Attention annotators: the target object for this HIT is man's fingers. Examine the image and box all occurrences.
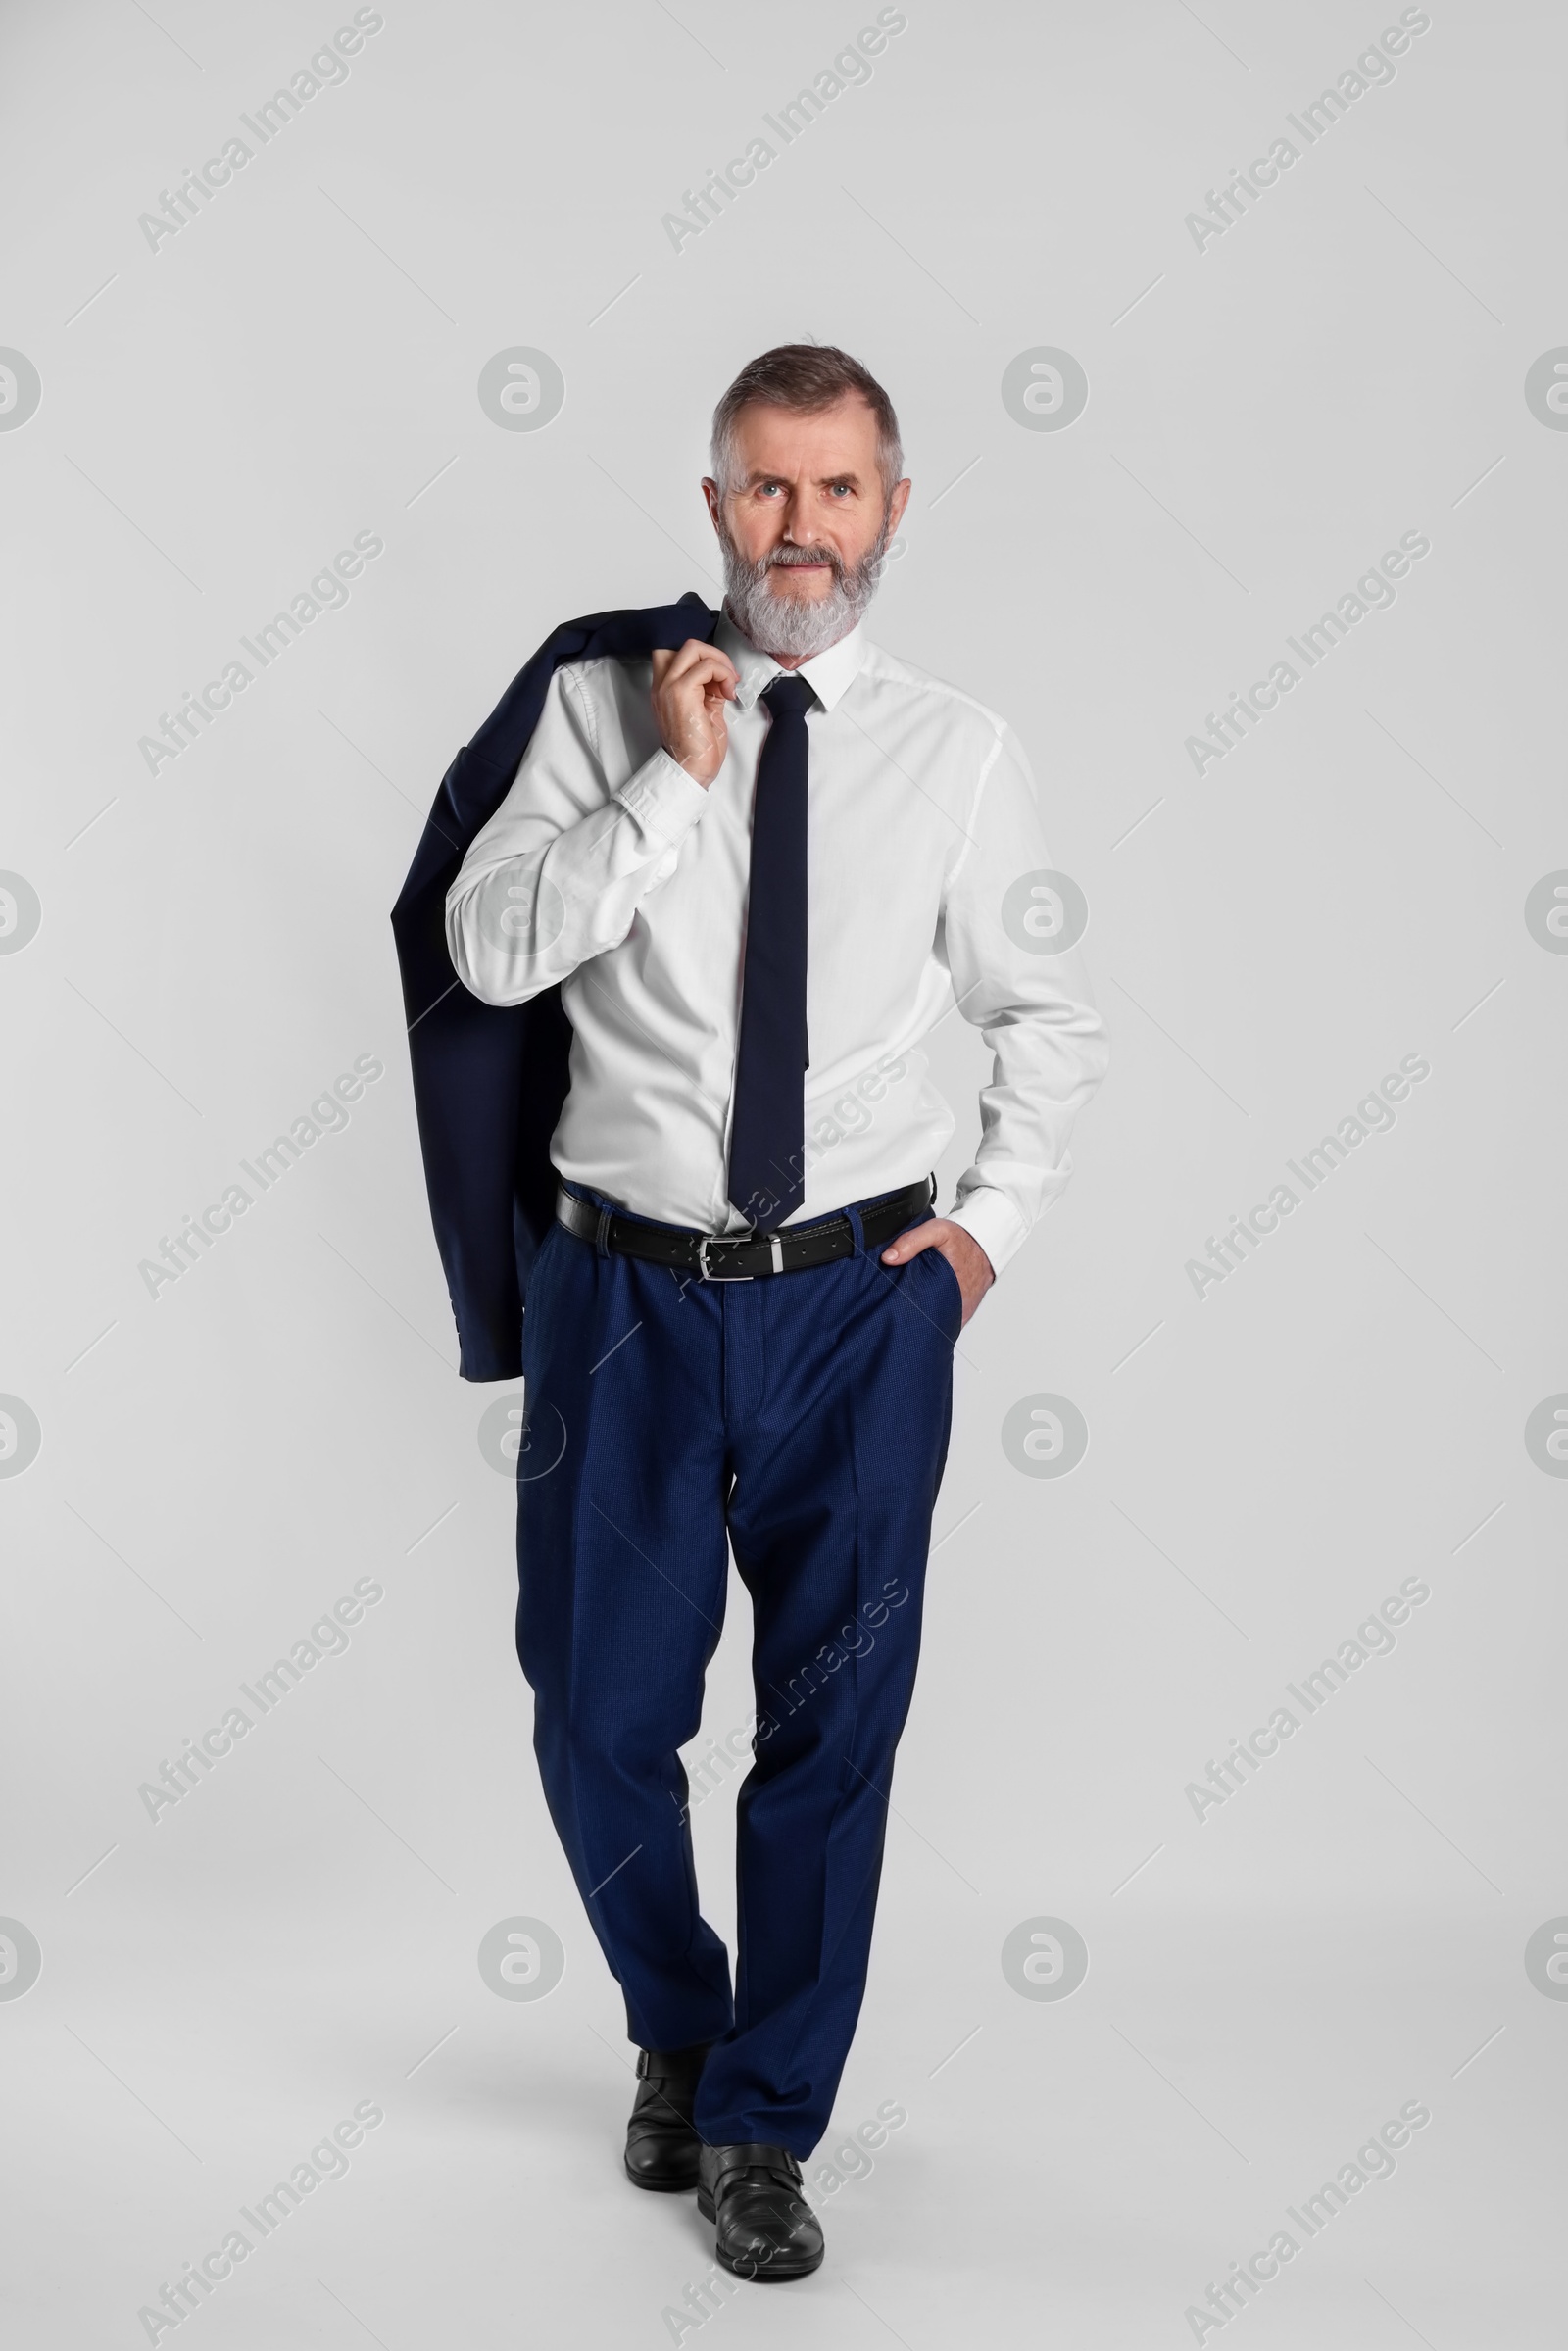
[878,1220,995,1330]
[650,639,737,787]
[880,1225,939,1264]
[650,639,724,682]
[656,639,739,695]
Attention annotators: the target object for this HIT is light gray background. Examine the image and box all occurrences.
[3,0,1564,2343]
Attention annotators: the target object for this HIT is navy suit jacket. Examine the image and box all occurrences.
[391,593,720,1381]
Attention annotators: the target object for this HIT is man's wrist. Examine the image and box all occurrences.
[951,1226,996,1285]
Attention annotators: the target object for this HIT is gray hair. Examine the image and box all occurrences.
[710,344,904,501]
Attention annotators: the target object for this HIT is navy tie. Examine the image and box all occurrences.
[728,672,814,1230]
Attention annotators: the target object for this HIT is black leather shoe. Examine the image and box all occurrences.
[696,2142,824,2278]
[623,2043,710,2190]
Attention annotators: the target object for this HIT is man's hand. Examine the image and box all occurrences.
[880,1218,995,1328]
[651,639,740,787]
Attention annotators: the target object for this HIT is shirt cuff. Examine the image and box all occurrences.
[614,747,710,846]
[947,1185,1028,1279]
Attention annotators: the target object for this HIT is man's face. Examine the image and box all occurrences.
[703,394,910,658]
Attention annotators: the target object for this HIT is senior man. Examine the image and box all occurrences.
[441,344,1107,2278]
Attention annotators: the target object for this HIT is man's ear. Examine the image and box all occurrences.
[886,477,912,535]
[701,477,723,533]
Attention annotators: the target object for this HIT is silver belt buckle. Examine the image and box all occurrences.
[698,1234,753,1283]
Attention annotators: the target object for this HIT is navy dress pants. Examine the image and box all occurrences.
[515,1183,960,2155]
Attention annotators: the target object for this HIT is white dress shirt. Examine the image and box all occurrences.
[445,612,1108,1277]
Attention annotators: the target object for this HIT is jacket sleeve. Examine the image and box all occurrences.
[445,663,710,1006]
[939,721,1110,1277]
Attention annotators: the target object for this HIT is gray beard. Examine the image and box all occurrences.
[717,512,892,661]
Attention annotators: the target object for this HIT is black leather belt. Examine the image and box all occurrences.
[555,1177,935,1280]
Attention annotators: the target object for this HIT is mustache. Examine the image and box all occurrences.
[764,544,845,574]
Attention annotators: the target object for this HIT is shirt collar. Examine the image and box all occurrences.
[715,610,867,714]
